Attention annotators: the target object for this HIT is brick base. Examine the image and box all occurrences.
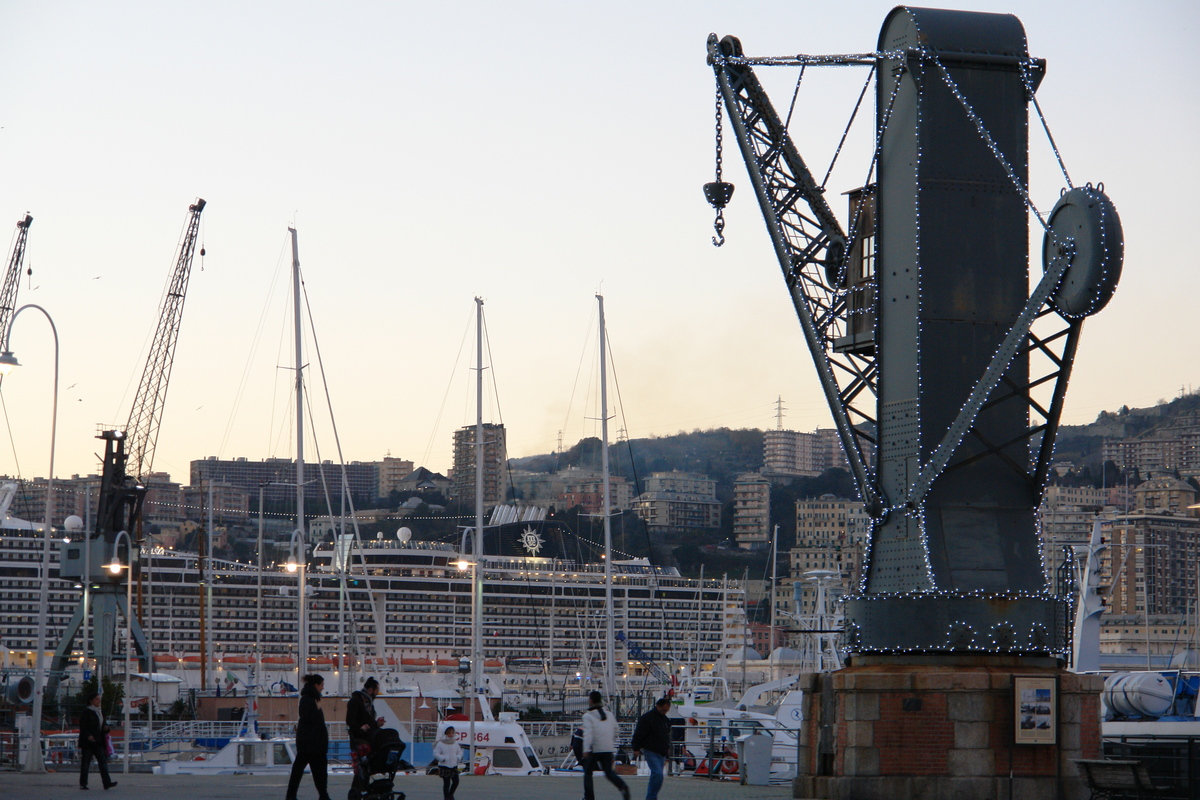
[791,660,1105,800]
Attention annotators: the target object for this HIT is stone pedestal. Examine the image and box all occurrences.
[792,658,1104,800]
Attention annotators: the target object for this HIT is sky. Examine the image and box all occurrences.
[0,0,1195,484]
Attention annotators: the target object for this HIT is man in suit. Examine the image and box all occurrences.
[78,690,117,790]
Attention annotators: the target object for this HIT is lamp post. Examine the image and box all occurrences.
[456,558,478,772]
[286,529,307,690]
[108,530,134,774]
[0,303,59,774]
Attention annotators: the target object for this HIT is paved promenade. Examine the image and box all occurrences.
[0,771,794,800]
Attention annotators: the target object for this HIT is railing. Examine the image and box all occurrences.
[1104,735,1200,800]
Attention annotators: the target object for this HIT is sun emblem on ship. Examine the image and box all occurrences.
[518,526,545,556]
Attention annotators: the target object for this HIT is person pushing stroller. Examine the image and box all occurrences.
[347,678,385,799]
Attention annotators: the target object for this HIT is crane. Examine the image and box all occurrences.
[707,12,1120,655]
[47,199,206,702]
[125,198,206,486]
[0,214,34,349]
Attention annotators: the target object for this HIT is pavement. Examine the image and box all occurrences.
[0,771,795,800]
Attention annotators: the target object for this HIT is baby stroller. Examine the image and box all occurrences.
[350,727,411,800]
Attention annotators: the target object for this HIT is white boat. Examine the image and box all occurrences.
[677,692,803,782]
[436,711,544,776]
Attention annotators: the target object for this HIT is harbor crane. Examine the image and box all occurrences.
[707,9,1121,656]
[0,213,34,343]
[47,199,206,702]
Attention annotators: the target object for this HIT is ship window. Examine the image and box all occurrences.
[273,743,292,764]
[492,748,523,769]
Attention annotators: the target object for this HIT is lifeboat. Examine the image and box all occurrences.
[307,656,334,670]
[261,655,297,668]
[507,657,544,674]
[154,653,180,668]
[222,654,253,670]
[435,658,459,672]
[363,656,397,669]
[483,658,503,673]
[551,657,581,674]
[181,655,204,670]
[400,658,434,672]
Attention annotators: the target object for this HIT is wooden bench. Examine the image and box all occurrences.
[1074,758,1170,800]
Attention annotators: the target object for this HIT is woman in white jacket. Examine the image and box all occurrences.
[433,726,463,800]
[581,691,630,800]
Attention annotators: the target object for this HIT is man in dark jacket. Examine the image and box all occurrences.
[631,697,673,800]
[346,677,383,799]
[78,690,117,790]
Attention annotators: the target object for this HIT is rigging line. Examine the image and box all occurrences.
[1023,65,1073,189]
[0,388,23,479]
[926,53,1050,232]
[420,307,475,472]
[821,64,875,190]
[601,327,650,562]
[480,307,516,503]
[783,64,806,131]
[561,304,598,453]
[218,236,291,458]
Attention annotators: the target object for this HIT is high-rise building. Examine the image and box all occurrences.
[451,423,507,507]
[1037,484,1104,583]
[733,473,771,550]
[377,456,415,497]
[632,471,721,533]
[1100,476,1199,619]
[190,456,381,508]
[762,428,848,477]
[789,495,870,615]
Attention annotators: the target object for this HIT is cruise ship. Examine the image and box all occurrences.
[1,500,747,705]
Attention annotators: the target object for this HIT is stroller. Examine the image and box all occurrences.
[350,727,411,800]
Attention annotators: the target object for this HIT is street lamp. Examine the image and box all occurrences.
[1,303,59,775]
[286,529,307,690]
[455,558,479,772]
[109,529,135,774]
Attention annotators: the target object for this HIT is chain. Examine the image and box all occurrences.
[712,85,727,246]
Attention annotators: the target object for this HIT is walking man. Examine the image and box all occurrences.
[631,697,673,800]
[346,677,384,800]
[581,690,630,800]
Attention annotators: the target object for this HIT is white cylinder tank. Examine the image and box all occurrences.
[1103,672,1175,718]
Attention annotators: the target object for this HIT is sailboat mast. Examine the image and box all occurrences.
[471,297,484,764]
[597,294,616,699]
[289,227,307,681]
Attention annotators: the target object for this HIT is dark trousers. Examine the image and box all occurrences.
[79,743,113,788]
[440,765,460,800]
[285,750,329,799]
[584,752,629,800]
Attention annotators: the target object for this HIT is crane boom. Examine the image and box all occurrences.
[0,214,34,339]
[707,35,880,514]
[124,198,205,486]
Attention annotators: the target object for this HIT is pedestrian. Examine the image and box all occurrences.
[285,674,331,800]
[432,725,463,800]
[581,690,630,800]
[631,697,673,800]
[346,677,384,799]
[78,690,117,790]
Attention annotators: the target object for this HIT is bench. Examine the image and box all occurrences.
[1073,758,1169,800]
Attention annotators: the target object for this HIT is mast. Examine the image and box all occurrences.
[597,294,615,699]
[470,297,484,767]
[289,228,307,684]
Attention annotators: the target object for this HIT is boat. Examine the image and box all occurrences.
[677,693,803,782]
[435,711,544,776]
[401,658,434,672]
[222,654,253,670]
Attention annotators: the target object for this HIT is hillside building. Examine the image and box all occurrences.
[733,473,771,550]
[632,471,721,533]
[450,423,508,507]
[788,495,870,615]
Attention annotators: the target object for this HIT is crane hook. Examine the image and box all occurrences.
[704,181,734,247]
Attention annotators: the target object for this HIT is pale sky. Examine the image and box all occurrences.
[0,0,1195,484]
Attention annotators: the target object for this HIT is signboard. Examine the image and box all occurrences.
[83,670,92,681]
[1013,676,1057,745]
